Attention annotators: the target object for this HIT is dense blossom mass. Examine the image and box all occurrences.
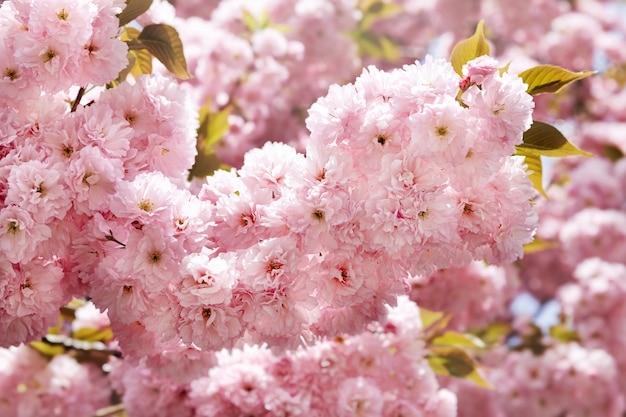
[1,0,626,416]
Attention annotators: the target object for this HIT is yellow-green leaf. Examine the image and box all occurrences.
[198,104,232,149]
[359,0,403,30]
[432,331,486,349]
[241,9,269,32]
[519,65,594,95]
[428,346,476,378]
[420,308,444,329]
[136,24,191,79]
[450,20,490,76]
[117,0,153,27]
[352,29,401,61]
[519,121,593,157]
[29,341,65,357]
[73,327,115,343]
[242,9,258,31]
[549,324,580,343]
[121,27,153,78]
[420,308,453,341]
[129,49,153,77]
[188,153,225,179]
[499,61,511,76]
[518,152,547,198]
[523,237,558,254]
[476,322,511,345]
[120,26,141,41]
[465,369,493,389]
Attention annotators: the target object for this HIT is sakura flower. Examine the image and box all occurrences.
[337,377,384,417]
[66,145,122,214]
[0,205,51,263]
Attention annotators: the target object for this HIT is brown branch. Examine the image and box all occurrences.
[71,87,86,112]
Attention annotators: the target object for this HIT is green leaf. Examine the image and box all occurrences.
[73,327,115,343]
[136,24,192,79]
[432,331,486,349]
[428,346,493,388]
[523,237,558,254]
[198,104,232,149]
[188,153,226,179]
[427,346,476,378]
[603,144,624,162]
[519,65,594,95]
[499,61,511,76]
[120,26,141,41]
[465,369,493,389]
[420,308,445,329]
[117,0,153,26]
[549,324,580,343]
[242,9,258,31]
[475,322,511,346]
[518,152,547,198]
[129,49,153,77]
[450,20,490,76]
[518,121,593,157]
[425,318,453,342]
[241,9,269,32]
[351,29,401,61]
[359,0,403,30]
[29,341,65,357]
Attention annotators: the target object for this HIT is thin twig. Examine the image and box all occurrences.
[71,87,86,112]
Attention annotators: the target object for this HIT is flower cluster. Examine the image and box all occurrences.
[0,0,128,99]
[0,344,111,417]
[447,342,625,417]
[182,297,457,417]
[0,5,539,360]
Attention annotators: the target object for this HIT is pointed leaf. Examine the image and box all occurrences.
[188,153,224,179]
[465,369,494,389]
[137,24,191,79]
[29,341,65,357]
[359,0,403,30]
[603,144,624,162]
[519,121,593,157]
[476,322,511,345]
[242,9,258,31]
[519,65,594,95]
[499,61,511,76]
[524,237,558,254]
[517,152,547,198]
[432,331,486,348]
[117,0,153,26]
[73,327,115,343]
[129,49,153,77]
[120,26,141,41]
[378,35,401,62]
[549,324,580,343]
[352,29,400,61]
[428,346,476,378]
[198,103,232,149]
[450,20,490,76]
[420,308,444,329]
[428,346,493,388]
[420,308,453,341]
